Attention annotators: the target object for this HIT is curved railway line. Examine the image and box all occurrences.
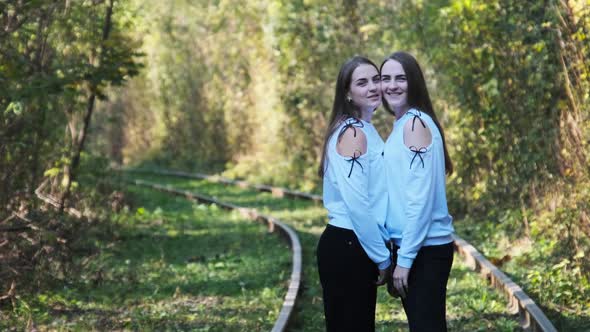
[121,177,301,332]
[122,168,557,332]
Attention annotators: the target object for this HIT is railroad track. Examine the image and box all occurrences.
[120,177,301,332]
[121,168,557,332]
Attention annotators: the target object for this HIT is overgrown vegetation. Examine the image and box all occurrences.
[2,0,588,329]
[391,1,590,328]
[121,173,522,331]
[1,0,141,309]
[1,183,290,331]
[96,1,587,328]
[0,155,121,312]
[130,171,590,330]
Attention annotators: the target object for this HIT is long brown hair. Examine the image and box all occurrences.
[318,56,379,178]
[380,51,453,175]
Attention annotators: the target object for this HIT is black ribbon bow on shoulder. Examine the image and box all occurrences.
[409,146,427,169]
[346,153,364,178]
[337,118,365,177]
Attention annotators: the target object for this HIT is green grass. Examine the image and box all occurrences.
[1,186,290,331]
[455,219,590,331]
[124,172,521,331]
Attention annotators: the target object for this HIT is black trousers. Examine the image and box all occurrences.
[316,224,378,332]
[398,242,454,332]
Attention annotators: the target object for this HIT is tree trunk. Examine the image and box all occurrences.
[59,0,114,212]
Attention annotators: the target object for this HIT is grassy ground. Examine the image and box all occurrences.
[455,219,590,331]
[1,186,290,331]
[124,172,521,331]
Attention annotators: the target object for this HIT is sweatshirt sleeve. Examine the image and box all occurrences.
[396,145,436,268]
[333,141,391,269]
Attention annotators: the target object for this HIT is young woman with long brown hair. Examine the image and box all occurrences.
[380,51,455,332]
[316,56,391,331]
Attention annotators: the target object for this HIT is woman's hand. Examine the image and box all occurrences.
[392,265,410,298]
[375,264,391,286]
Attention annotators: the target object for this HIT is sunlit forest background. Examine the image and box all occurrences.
[1,0,589,330]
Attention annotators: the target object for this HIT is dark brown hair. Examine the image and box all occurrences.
[380,51,453,174]
[318,56,379,178]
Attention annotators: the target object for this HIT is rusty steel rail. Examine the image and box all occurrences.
[123,168,558,332]
[122,178,302,332]
[452,235,557,332]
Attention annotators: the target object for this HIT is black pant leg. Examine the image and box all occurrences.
[402,242,454,332]
[317,225,378,332]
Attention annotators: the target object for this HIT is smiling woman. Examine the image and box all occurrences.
[316,56,391,331]
[380,60,408,111]
[380,51,455,332]
[347,64,382,120]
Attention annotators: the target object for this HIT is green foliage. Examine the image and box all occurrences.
[381,2,590,327]
[527,258,588,309]
[2,0,589,328]
[95,1,589,322]
[96,0,398,189]
[383,0,561,206]
[130,171,590,329]
[43,167,61,178]
[1,181,290,331]
[123,173,522,331]
[4,101,23,116]
[0,0,141,211]
[453,178,590,329]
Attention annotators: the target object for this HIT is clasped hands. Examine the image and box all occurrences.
[376,265,410,298]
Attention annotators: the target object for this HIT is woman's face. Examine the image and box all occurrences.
[380,59,409,111]
[348,64,381,111]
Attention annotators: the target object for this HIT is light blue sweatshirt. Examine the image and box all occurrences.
[323,118,391,269]
[383,109,454,269]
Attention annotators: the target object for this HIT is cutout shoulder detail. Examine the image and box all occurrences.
[406,110,426,131]
[403,115,432,149]
[337,125,367,158]
[337,125,368,178]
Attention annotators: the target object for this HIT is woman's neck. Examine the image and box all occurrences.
[360,107,374,123]
[393,105,410,120]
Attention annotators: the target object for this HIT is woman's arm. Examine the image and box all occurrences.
[335,126,391,269]
[397,117,436,269]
